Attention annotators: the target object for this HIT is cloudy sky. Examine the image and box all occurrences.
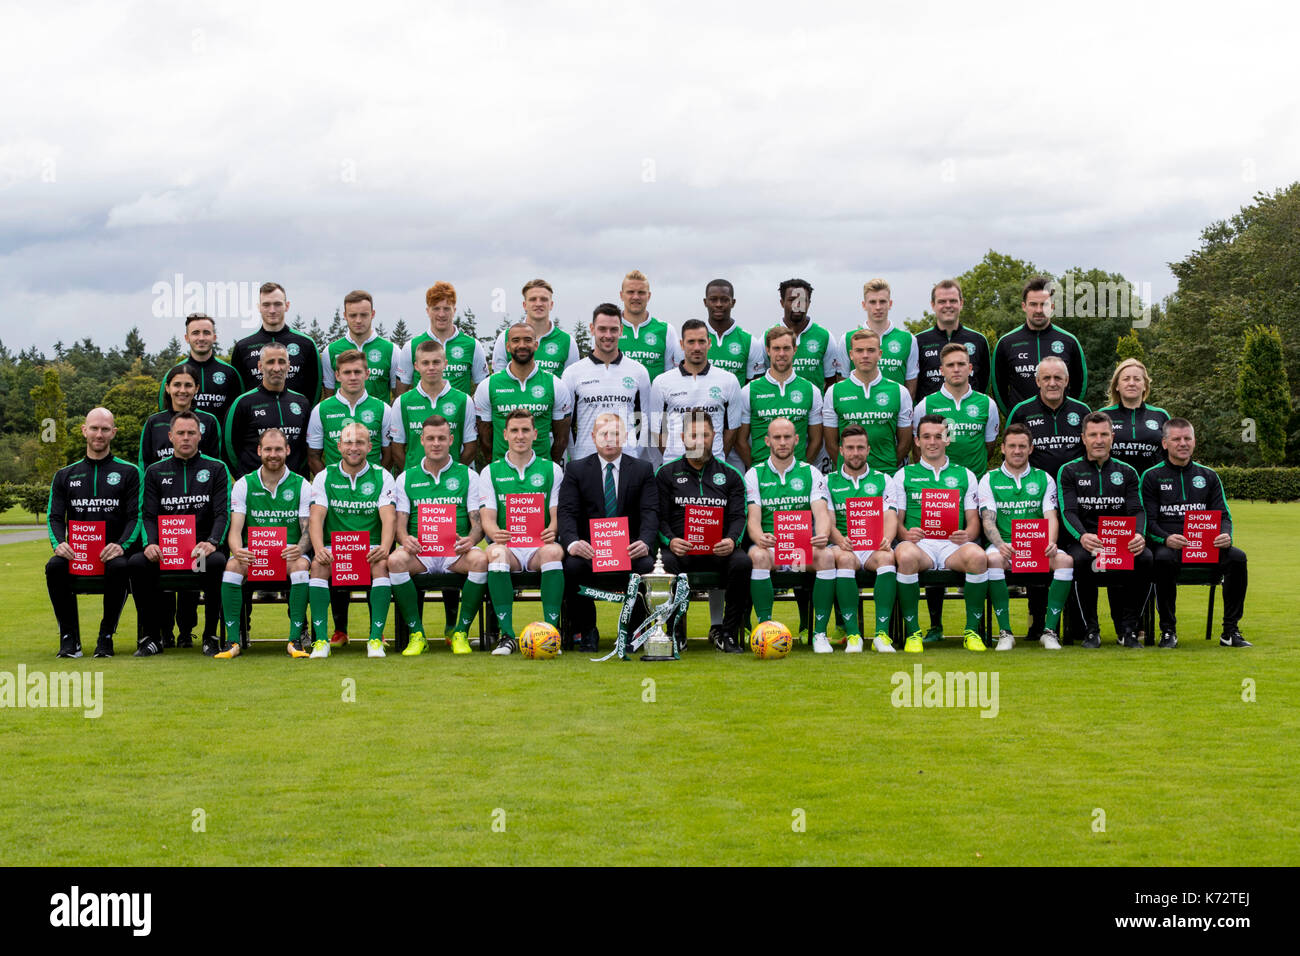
[3,0,1298,356]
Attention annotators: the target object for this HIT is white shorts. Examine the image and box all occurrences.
[916,538,960,571]
[507,546,539,569]
[415,554,460,574]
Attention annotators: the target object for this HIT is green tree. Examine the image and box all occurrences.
[1238,326,1290,465]
[307,318,326,350]
[572,314,593,357]
[30,367,68,486]
[390,317,411,348]
[326,309,345,343]
[124,327,148,360]
[1152,183,1300,464]
[1115,329,1145,364]
[99,370,161,464]
[456,307,478,340]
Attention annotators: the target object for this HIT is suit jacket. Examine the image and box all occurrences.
[558,453,658,553]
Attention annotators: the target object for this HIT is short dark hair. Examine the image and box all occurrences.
[681,318,708,337]
[779,278,813,299]
[1002,423,1033,443]
[165,363,199,387]
[705,279,734,297]
[682,407,714,432]
[1021,276,1053,302]
[184,312,214,329]
[591,303,622,322]
[343,290,373,309]
[839,424,868,443]
[939,343,970,362]
[169,410,199,429]
[505,408,535,426]
[916,413,947,433]
[1082,411,1112,431]
[1163,417,1194,437]
[930,279,962,303]
[421,414,451,432]
[335,348,367,370]
[765,325,796,348]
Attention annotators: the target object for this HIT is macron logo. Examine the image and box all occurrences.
[50,886,151,936]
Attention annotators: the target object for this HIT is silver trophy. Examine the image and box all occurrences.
[581,556,692,662]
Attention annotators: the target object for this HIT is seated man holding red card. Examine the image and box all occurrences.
[1057,411,1152,649]
[478,409,566,656]
[128,411,231,657]
[214,428,314,659]
[744,417,838,653]
[892,414,988,653]
[46,407,141,659]
[825,425,903,653]
[306,423,397,658]
[656,410,750,653]
[977,423,1074,651]
[559,413,659,653]
[1140,418,1249,648]
[389,414,488,657]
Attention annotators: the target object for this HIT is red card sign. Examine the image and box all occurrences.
[68,520,106,576]
[845,497,884,551]
[1096,516,1136,571]
[505,493,545,547]
[1182,510,1221,564]
[921,488,960,539]
[332,531,371,586]
[1010,518,1049,573]
[684,505,723,554]
[590,517,631,572]
[247,525,287,581]
[774,510,813,568]
[418,503,458,557]
[158,514,197,570]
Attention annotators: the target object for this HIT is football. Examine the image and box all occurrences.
[519,621,562,660]
[750,621,793,660]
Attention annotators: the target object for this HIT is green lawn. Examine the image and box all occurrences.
[2,501,1297,866]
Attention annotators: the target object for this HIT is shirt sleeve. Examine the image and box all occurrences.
[471,342,489,386]
[823,338,841,380]
[379,403,394,447]
[492,332,507,374]
[478,467,496,510]
[230,476,249,514]
[460,400,474,453]
[566,338,580,369]
[905,336,919,381]
[895,386,914,428]
[744,467,760,505]
[984,401,1001,441]
[912,396,928,432]
[748,337,767,380]
[962,468,979,511]
[465,469,481,513]
[548,463,565,508]
[807,382,823,426]
[723,376,742,429]
[821,385,838,427]
[1043,474,1058,512]
[884,473,904,512]
[394,472,410,514]
[977,473,995,514]
[649,377,665,442]
[297,479,313,518]
[636,365,652,450]
[395,343,413,385]
[306,405,324,450]
[809,465,830,504]
[552,377,574,419]
[891,468,909,520]
[474,378,492,422]
[311,470,330,509]
[377,469,396,508]
[321,348,336,391]
[738,383,752,425]
[388,397,407,445]
[664,325,685,370]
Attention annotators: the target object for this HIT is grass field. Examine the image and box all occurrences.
[2,501,1297,866]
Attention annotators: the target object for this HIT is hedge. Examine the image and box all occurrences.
[1214,467,1300,502]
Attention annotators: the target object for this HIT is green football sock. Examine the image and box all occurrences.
[287,577,308,641]
[456,573,488,633]
[220,577,244,641]
[309,582,331,641]
[873,568,898,635]
[487,565,516,639]
[1046,574,1072,632]
[751,571,774,623]
[898,573,920,634]
[391,575,422,632]
[834,571,861,637]
[965,574,988,632]
[540,563,564,628]
[989,573,1011,632]
[368,580,392,642]
[812,571,835,636]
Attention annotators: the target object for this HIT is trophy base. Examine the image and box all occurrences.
[640,654,676,662]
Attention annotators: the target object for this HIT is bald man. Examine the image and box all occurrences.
[46,408,142,657]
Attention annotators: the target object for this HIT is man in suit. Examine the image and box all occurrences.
[559,413,659,652]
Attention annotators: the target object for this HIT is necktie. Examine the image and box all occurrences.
[604,461,617,518]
